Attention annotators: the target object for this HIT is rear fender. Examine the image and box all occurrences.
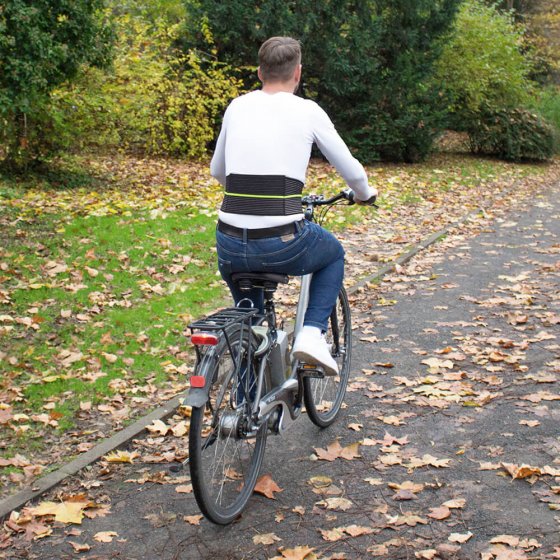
[183,349,219,408]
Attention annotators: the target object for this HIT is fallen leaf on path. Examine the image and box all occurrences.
[254,474,283,499]
[144,512,176,527]
[103,450,139,463]
[501,463,542,480]
[270,545,316,560]
[69,542,90,552]
[388,480,424,494]
[490,535,520,546]
[449,532,473,543]
[442,498,466,509]
[387,512,428,526]
[93,531,118,543]
[415,551,438,560]
[27,500,92,525]
[183,514,203,525]
[253,532,281,545]
[320,524,374,541]
[316,497,353,511]
[428,506,451,520]
[314,440,360,461]
[146,419,170,436]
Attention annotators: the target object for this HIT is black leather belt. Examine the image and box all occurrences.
[217,220,304,239]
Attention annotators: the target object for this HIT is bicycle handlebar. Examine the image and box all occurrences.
[301,190,378,208]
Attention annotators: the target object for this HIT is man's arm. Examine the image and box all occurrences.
[210,108,230,186]
[311,103,376,201]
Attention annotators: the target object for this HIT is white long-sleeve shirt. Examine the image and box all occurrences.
[210,90,374,228]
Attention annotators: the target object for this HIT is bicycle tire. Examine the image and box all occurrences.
[303,286,352,428]
[189,323,268,525]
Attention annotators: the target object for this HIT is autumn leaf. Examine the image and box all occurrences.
[388,480,424,494]
[387,512,428,527]
[27,500,92,524]
[442,498,466,509]
[69,541,91,552]
[428,505,451,520]
[254,474,283,499]
[320,524,374,541]
[270,545,316,560]
[416,551,438,560]
[183,514,203,526]
[146,419,170,436]
[316,497,353,511]
[253,532,281,545]
[94,531,118,543]
[490,535,520,546]
[103,450,139,463]
[343,524,375,537]
[314,440,361,461]
[501,462,543,480]
[449,532,473,543]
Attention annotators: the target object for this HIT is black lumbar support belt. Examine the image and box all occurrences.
[221,174,304,216]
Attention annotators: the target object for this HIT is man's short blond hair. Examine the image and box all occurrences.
[258,36,301,83]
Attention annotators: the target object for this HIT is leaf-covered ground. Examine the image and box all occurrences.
[0,151,559,503]
[2,155,558,559]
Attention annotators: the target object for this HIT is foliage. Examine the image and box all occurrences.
[435,0,535,129]
[181,0,461,163]
[530,86,560,134]
[51,13,241,158]
[0,0,113,168]
[467,107,556,161]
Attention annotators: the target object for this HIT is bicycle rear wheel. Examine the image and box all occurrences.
[189,324,268,525]
[303,287,352,428]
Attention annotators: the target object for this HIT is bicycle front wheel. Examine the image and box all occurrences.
[189,324,268,525]
[303,287,352,427]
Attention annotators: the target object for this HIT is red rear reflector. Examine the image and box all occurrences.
[191,332,219,346]
[190,375,205,388]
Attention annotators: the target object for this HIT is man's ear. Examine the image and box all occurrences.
[257,66,264,83]
[294,64,302,83]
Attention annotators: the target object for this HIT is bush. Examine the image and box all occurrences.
[467,107,556,161]
[530,86,560,134]
[51,14,242,158]
[0,0,113,168]
[436,0,535,130]
[181,0,461,163]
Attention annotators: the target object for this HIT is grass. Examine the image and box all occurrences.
[0,149,553,468]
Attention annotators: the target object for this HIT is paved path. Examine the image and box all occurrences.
[6,182,560,559]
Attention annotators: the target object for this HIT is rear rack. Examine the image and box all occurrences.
[188,308,260,401]
[189,307,259,332]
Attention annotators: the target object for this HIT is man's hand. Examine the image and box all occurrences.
[345,186,378,206]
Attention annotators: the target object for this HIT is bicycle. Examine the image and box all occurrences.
[180,189,374,525]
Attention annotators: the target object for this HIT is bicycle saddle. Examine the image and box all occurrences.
[231,272,289,291]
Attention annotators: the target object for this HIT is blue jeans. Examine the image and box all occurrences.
[216,221,344,332]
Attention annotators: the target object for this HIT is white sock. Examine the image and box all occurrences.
[301,325,322,338]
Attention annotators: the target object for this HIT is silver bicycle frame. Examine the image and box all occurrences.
[293,273,312,340]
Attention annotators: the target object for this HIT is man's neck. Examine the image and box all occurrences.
[261,82,295,94]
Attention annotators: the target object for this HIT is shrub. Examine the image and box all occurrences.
[530,86,560,135]
[436,0,535,130]
[0,0,113,168]
[51,14,241,158]
[181,0,461,163]
[467,107,556,161]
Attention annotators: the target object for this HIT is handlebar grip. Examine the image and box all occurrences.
[343,189,356,205]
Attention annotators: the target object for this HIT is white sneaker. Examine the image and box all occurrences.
[292,328,339,376]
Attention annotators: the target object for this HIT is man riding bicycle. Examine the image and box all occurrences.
[210,36,377,376]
